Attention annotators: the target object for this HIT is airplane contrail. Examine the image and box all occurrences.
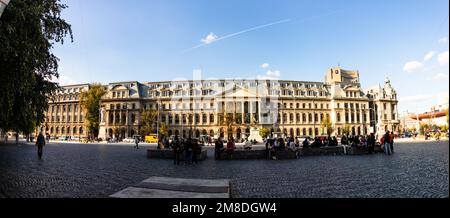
[181,18,291,53]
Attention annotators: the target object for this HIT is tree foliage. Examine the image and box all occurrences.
[79,84,106,139]
[320,115,333,136]
[140,109,158,136]
[159,122,168,136]
[342,124,350,135]
[0,0,72,134]
[259,127,271,138]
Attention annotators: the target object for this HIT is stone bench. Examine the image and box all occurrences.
[299,146,344,156]
[270,149,298,159]
[110,176,230,198]
[218,149,298,160]
[218,149,266,160]
[345,146,369,155]
[147,149,207,161]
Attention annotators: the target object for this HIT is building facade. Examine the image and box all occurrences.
[37,67,400,140]
[36,84,90,139]
[94,67,400,140]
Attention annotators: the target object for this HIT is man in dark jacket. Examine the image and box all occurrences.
[172,136,181,165]
[36,132,46,159]
[367,133,376,154]
[215,137,224,160]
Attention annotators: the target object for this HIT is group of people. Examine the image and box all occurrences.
[214,137,236,160]
[170,136,202,165]
[381,131,395,155]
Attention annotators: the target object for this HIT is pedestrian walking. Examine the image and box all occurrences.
[215,137,224,160]
[383,131,392,155]
[172,136,181,165]
[389,131,394,153]
[35,132,46,159]
[134,136,139,149]
[226,137,236,160]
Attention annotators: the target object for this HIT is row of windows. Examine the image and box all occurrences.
[46,126,84,135]
[112,91,127,98]
[108,113,137,124]
[49,104,80,113]
[55,87,84,94]
[148,81,326,89]
[109,103,137,110]
[345,91,362,98]
[342,103,367,109]
[46,114,83,122]
[278,113,330,123]
[52,95,79,102]
[280,102,329,110]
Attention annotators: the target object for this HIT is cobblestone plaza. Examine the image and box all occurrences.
[0,140,447,198]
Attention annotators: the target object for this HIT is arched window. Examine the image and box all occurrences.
[79,127,83,134]
[131,114,136,123]
[202,114,207,124]
[209,114,214,124]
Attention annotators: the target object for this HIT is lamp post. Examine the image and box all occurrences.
[0,0,10,18]
[313,98,316,138]
[368,107,378,135]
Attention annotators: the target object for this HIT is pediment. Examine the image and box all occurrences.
[342,85,360,91]
[215,85,258,98]
[111,85,128,91]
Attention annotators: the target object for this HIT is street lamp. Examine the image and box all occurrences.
[368,107,378,135]
[0,0,10,18]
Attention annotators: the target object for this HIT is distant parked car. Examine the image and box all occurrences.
[123,137,135,143]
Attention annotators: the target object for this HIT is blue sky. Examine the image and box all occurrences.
[53,0,449,114]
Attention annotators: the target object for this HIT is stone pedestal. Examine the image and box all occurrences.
[247,127,263,142]
[98,125,106,140]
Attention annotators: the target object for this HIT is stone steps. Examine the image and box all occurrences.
[109,176,230,198]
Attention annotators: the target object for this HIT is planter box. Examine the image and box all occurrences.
[299,146,345,156]
[218,149,266,160]
[147,149,207,161]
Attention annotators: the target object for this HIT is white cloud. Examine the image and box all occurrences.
[399,94,431,103]
[200,32,218,44]
[266,70,280,77]
[51,75,78,86]
[437,92,449,105]
[256,69,281,80]
[403,61,424,73]
[423,51,435,61]
[438,37,448,44]
[260,63,270,69]
[432,73,448,80]
[437,50,449,66]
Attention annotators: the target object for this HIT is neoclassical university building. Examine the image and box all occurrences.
[38,67,400,140]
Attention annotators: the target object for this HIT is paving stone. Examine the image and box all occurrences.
[0,141,448,198]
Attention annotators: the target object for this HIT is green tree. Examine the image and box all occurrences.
[446,109,449,127]
[342,124,351,135]
[0,0,72,136]
[159,122,168,136]
[79,84,106,139]
[259,127,271,138]
[140,109,158,136]
[321,116,334,136]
